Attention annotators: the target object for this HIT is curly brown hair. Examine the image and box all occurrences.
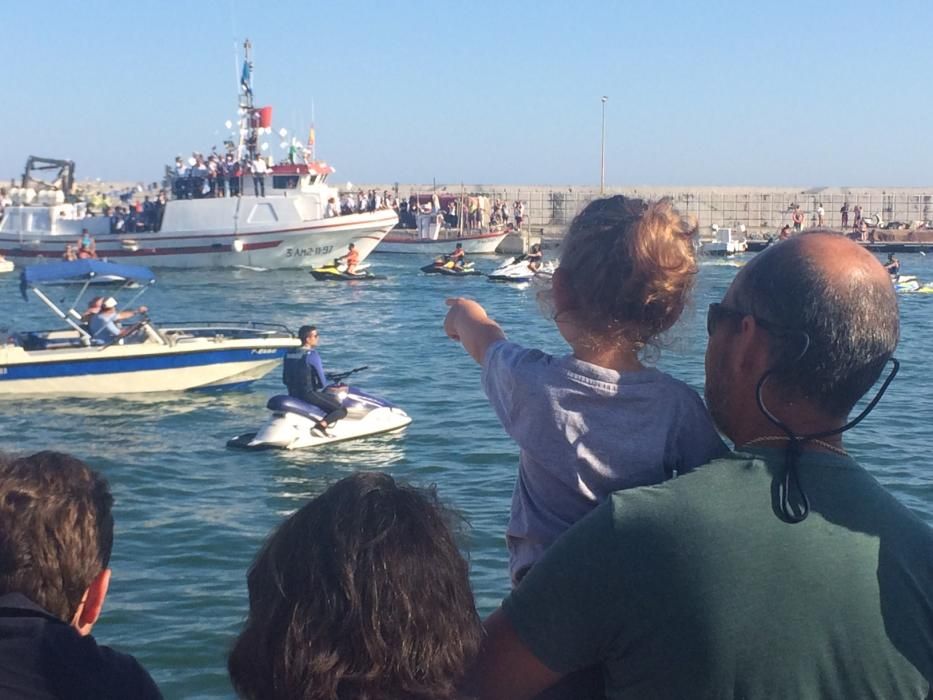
[552,195,698,352]
[227,472,482,700]
[0,451,114,622]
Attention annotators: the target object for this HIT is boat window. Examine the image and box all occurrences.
[272,175,300,190]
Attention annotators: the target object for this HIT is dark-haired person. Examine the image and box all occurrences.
[448,242,466,269]
[228,472,482,700]
[282,325,347,434]
[884,252,900,277]
[0,451,162,698]
[525,242,543,272]
[465,231,933,699]
[444,196,727,587]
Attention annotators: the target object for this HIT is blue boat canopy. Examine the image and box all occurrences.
[21,260,156,286]
[20,260,156,301]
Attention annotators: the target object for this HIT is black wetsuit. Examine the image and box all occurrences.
[282,350,347,425]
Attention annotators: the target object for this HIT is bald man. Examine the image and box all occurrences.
[465,232,933,699]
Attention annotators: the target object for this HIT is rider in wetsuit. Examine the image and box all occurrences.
[282,325,348,434]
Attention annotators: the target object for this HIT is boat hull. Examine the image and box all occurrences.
[0,207,397,269]
[0,338,297,396]
[376,230,508,254]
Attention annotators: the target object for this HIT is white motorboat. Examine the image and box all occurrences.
[2,260,299,396]
[377,229,509,254]
[0,257,13,273]
[487,256,555,283]
[227,368,411,450]
[701,226,748,256]
[0,42,396,269]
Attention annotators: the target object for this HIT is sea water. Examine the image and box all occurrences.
[0,252,930,699]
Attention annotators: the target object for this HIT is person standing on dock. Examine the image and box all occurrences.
[841,201,849,228]
[817,202,824,227]
[854,204,863,229]
[792,204,805,232]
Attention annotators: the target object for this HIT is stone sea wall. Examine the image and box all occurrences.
[12,177,933,239]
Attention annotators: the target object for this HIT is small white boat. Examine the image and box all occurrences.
[701,226,748,256]
[3,260,299,396]
[228,369,411,450]
[377,229,509,255]
[0,257,13,273]
[487,256,555,283]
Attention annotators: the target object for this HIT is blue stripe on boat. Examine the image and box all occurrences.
[0,347,287,380]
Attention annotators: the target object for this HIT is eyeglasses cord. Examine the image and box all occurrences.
[754,353,899,523]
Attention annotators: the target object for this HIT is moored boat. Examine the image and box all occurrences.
[3,260,299,396]
[377,229,508,254]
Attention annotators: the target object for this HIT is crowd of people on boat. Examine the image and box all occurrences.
[170,152,251,200]
[2,196,929,700]
[395,196,527,231]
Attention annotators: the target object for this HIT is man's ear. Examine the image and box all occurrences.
[551,267,575,317]
[72,568,111,637]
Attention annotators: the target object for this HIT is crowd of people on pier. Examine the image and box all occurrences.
[1,197,931,700]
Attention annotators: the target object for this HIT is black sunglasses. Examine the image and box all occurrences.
[706,303,786,337]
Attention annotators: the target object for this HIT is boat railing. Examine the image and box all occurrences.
[155,320,294,338]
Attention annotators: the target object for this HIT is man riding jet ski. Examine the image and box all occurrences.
[282,325,346,435]
[227,324,412,450]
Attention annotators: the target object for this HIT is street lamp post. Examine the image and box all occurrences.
[600,96,608,194]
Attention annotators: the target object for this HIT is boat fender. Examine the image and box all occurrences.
[232,239,245,253]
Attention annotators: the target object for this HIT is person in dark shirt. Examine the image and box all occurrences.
[282,325,347,434]
[0,451,161,699]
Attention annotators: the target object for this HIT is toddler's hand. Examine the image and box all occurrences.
[444,297,486,341]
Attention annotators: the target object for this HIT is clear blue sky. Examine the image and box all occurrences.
[4,0,932,187]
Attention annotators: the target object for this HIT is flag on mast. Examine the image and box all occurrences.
[307,126,315,158]
[240,60,252,94]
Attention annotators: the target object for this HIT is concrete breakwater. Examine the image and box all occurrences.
[12,177,933,241]
[364,183,933,240]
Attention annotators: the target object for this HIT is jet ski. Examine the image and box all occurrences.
[309,261,383,281]
[487,256,555,282]
[420,258,483,276]
[227,367,411,450]
[893,275,933,294]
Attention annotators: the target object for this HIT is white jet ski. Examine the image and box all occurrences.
[227,367,411,450]
[487,256,555,283]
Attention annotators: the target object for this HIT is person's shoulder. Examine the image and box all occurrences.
[609,451,750,518]
[5,609,163,699]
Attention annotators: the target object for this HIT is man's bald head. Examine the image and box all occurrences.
[726,232,898,417]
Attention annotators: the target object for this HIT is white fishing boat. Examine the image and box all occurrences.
[377,229,509,254]
[0,42,396,269]
[2,260,299,396]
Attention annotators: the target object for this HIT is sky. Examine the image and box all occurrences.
[3,0,932,187]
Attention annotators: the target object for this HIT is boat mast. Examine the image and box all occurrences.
[239,39,257,163]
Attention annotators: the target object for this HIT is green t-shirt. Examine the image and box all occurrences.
[504,449,933,699]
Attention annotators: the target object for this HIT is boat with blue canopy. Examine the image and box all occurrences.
[3,261,298,396]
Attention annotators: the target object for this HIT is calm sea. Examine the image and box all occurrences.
[1,251,930,699]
